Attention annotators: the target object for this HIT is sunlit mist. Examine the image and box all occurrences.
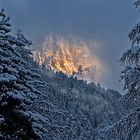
[33,35,103,83]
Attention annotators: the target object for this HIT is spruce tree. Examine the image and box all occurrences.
[120,0,140,110]
[0,9,47,140]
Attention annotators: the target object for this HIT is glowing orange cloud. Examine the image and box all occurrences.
[33,35,103,83]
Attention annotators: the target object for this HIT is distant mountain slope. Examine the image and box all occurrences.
[30,67,122,139]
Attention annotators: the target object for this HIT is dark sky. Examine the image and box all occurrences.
[1,0,139,92]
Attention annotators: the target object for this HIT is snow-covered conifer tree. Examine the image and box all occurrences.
[120,1,140,110]
[0,9,47,139]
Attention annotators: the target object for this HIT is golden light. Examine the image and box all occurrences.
[33,35,103,83]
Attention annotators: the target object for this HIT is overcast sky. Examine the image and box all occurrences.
[1,0,139,92]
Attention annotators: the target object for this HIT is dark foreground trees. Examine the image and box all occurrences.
[120,0,140,110]
[101,1,140,140]
[0,9,47,139]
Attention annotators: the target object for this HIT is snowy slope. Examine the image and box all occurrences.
[100,107,140,140]
[30,68,122,140]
